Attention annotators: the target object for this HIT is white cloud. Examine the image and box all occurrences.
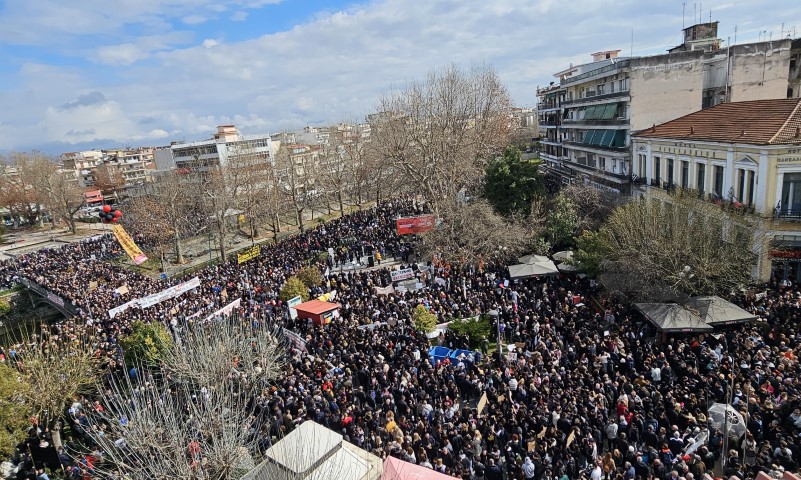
[0,0,800,152]
[96,43,150,65]
[182,14,208,25]
[230,11,249,21]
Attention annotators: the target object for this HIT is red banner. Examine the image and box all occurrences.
[396,215,436,235]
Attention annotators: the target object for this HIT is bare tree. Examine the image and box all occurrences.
[578,192,761,300]
[370,64,513,215]
[82,315,286,479]
[0,159,41,227]
[125,172,194,265]
[94,164,127,201]
[17,152,85,233]
[419,199,537,267]
[274,144,319,232]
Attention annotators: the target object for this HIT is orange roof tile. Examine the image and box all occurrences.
[632,98,801,145]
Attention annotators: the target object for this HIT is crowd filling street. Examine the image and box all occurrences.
[2,199,801,480]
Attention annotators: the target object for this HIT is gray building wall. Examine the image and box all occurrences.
[629,51,705,132]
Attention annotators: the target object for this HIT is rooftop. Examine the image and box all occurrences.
[632,98,801,145]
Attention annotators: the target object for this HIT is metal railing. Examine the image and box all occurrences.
[561,89,630,106]
[562,59,630,85]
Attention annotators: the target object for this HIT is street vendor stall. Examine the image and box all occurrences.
[293,299,342,326]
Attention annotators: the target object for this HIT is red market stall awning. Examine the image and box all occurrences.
[293,299,341,326]
[383,456,460,480]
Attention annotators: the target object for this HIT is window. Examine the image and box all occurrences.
[713,165,724,197]
[747,171,755,205]
[697,164,706,193]
[598,83,606,95]
[599,157,606,171]
[638,154,646,176]
[781,173,801,215]
[737,169,746,202]
[667,159,674,185]
[681,161,689,188]
[654,157,661,183]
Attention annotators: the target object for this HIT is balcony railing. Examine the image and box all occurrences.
[561,90,630,106]
[562,59,630,85]
[561,117,628,126]
[776,205,801,220]
[563,141,628,152]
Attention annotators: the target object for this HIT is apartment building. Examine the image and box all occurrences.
[537,22,801,194]
[630,98,801,281]
[60,148,154,199]
[157,125,275,173]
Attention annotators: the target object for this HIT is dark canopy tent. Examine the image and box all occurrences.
[683,295,757,326]
[634,303,714,333]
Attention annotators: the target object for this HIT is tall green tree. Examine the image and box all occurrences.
[546,192,579,248]
[484,146,543,217]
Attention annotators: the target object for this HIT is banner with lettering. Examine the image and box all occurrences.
[395,215,436,235]
[107,277,201,318]
[111,224,148,265]
[237,245,261,264]
[205,298,242,321]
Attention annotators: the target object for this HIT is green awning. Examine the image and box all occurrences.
[599,103,618,120]
[613,130,627,147]
[599,130,616,147]
[583,130,594,143]
[589,130,602,145]
[583,106,597,120]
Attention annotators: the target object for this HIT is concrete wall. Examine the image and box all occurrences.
[629,51,705,132]
[729,40,793,102]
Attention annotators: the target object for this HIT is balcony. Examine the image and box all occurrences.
[540,162,575,177]
[562,117,628,127]
[562,59,630,85]
[563,141,628,152]
[776,204,801,221]
[561,90,630,106]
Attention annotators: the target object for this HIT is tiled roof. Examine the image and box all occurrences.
[632,98,801,145]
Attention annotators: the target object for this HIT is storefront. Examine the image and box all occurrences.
[770,235,801,284]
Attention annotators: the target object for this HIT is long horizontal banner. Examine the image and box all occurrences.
[206,298,242,321]
[108,277,201,318]
[396,215,436,235]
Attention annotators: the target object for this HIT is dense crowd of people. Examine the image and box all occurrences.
[1,199,801,480]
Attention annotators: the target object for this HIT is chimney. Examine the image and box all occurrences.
[651,124,656,132]
[690,125,695,134]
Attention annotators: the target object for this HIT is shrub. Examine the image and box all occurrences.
[280,276,309,302]
[297,266,323,288]
[412,305,438,334]
[448,314,493,349]
[0,297,11,316]
[121,321,174,366]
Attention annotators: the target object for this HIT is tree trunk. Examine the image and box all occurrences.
[274,213,282,233]
[68,217,76,234]
[296,209,304,232]
[218,233,227,263]
[338,191,345,217]
[174,230,184,264]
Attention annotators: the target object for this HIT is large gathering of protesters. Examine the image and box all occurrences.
[1,198,801,480]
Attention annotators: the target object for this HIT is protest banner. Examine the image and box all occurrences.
[287,295,302,320]
[390,268,415,282]
[109,277,201,317]
[395,215,436,235]
[373,285,395,295]
[237,245,261,264]
[111,224,148,265]
[206,298,242,321]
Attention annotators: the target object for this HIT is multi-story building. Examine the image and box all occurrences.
[60,150,104,188]
[158,125,275,173]
[537,22,801,194]
[631,98,801,281]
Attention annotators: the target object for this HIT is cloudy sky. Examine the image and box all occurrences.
[0,0,799,154]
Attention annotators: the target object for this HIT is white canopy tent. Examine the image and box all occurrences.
[243,421,383,480]
[509,254,559,279]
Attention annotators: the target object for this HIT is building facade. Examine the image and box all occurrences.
[161,125,275,173]
[537,22,801,194]
[631,98,801,281]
